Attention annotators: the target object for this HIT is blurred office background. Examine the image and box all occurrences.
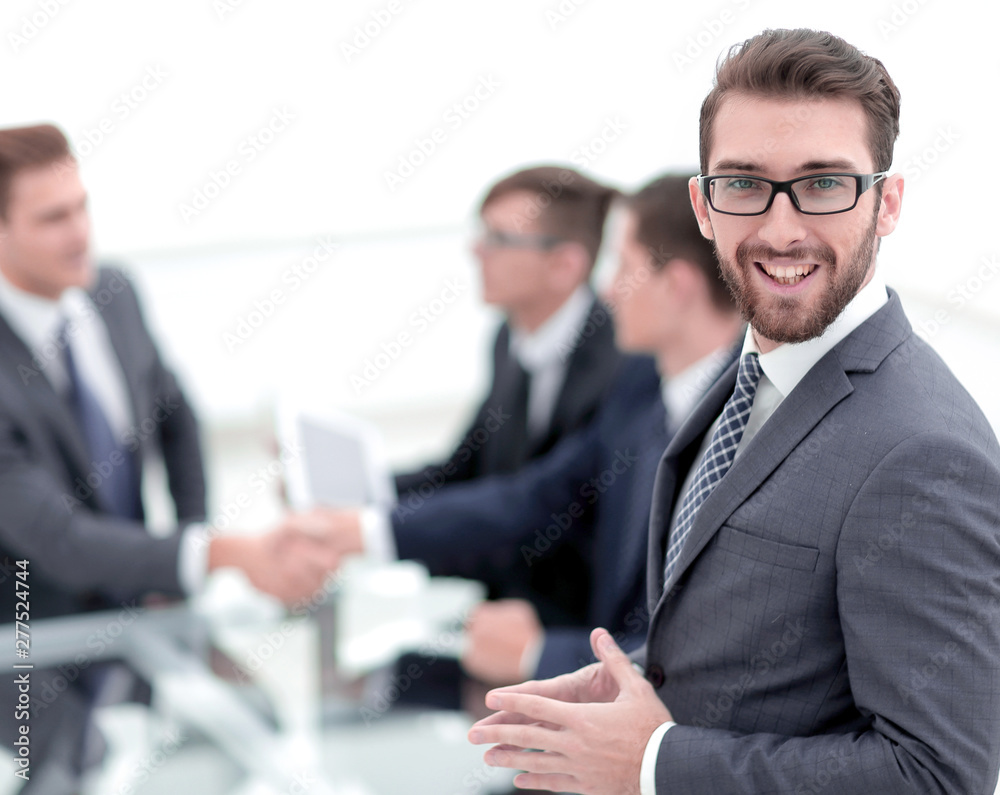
[2,0,999,792]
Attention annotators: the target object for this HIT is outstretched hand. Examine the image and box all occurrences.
[468,628,671,794]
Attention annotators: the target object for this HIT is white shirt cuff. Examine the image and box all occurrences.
[640,721,675,795]
[177,523,210,595]
[519,631,545,680]
[360,506,397,563]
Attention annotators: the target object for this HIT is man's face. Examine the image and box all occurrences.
[690,94,902,350]
[605,210,667,352]
[0,158,93,299]
[474,190,563,313]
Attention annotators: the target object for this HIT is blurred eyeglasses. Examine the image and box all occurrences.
[476,228,564,250]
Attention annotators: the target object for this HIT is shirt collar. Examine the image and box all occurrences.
[509,284,594,373]
[741,271,889,398]
[0,269,65,352]
[662,347,735,430]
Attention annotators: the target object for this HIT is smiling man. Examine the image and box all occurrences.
[469,29,1000,795]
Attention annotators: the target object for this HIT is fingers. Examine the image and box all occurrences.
[590,627,645,696]
[469,719,563,754]
[482,692,576,731]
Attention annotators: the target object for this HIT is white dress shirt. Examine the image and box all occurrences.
[508,284,595,442]
[640,274,889,795]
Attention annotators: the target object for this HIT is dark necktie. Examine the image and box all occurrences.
[62,329,141,520]
[663,353,763,590]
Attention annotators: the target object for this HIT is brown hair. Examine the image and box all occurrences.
[0,124,73,218]
[626,174,734,313]
[480,165,618,268]
[699,29,901,173]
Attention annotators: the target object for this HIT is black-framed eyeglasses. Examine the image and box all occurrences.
[697,172,888,216]
[477,228,564,250]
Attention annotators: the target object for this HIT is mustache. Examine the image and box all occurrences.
[736,242,837,266]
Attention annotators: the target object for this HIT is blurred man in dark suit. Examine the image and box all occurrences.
[0,123,339,794]
[394,165,622,622]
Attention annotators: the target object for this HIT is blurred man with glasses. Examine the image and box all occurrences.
[394,165,622,625]
[470,29,1000,795]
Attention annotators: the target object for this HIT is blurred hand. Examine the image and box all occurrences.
[279,506,365,557]
[468,628,672,794]
[462,599,543,686]
[208,522,343,604]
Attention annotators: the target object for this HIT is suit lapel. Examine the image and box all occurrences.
[0,315,92,478]
[646,359,736,608]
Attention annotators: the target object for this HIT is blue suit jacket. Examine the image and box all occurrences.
[642,291,1000,794]
[392,355,670,676]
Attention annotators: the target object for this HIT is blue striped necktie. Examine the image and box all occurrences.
[663,353,763,591]
[61,325,141,520]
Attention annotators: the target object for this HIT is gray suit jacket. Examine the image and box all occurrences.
[641,291,1000,794]
[0,267,206,620]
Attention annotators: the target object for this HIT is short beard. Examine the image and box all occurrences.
[714,214,878,345]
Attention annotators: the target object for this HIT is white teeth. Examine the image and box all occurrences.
[761,262,816,284]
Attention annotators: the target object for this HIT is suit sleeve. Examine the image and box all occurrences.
[652,432,1000,794]
[0,410,184,595]
[392,422,600,579]
[536,624,647,681]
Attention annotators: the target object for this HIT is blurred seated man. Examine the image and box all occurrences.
[394,164,622,621]
[291,174,742,687]
[0,123,339,794]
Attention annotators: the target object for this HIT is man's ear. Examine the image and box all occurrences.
[688,177,715,240]
[549,240,591,290]
[875,173,904,238]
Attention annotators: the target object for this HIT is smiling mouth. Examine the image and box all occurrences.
[757,262,817,286]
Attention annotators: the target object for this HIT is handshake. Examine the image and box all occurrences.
[207,507,365,604]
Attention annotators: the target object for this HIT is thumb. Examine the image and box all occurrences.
[591,628,643,693]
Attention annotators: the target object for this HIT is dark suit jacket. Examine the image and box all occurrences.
[394,295,622,493]
[641,291,1000,794]
[395,294,623,622]
[392,355,668,672]
[0,267,206,621]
